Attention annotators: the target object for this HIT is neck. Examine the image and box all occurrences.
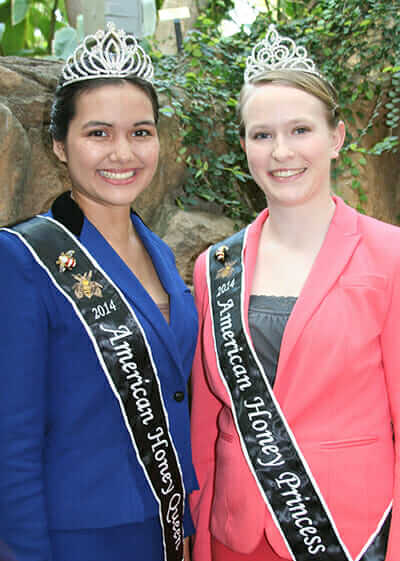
[72,192,135,245]
[264,194,336,250]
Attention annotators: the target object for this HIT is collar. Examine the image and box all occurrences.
[50,191,147,237]
[51,191,84,236]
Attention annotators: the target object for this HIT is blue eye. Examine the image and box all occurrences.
[254,132,271,140]
[294,127,309,135]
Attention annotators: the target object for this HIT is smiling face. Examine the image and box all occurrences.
[53,81,159,212]
[240,83,345,210]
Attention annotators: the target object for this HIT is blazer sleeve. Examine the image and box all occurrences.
[190,252,223,561]
[381,243,400,561]
[0,233,53,561]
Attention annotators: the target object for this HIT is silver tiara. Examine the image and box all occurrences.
[244,24,321,83]
[60,22,154,87]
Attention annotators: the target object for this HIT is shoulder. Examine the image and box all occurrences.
[0,217,60,291]
[0,223,37,272]
[193,213,260,279]
[348,207,400,290]
[193,221,252,303]
[0,223,51,316]
[358,211,400,242]
[356,211,400,274]
[334,197,400,259]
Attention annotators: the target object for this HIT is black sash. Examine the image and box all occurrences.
[207,228,391,561]
[4,216,185,561]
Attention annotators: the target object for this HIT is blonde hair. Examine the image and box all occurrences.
[238,69,340,137]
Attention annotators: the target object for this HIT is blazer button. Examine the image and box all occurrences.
[174,391,185,402]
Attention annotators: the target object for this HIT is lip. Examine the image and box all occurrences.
[269,168,306,179]
[98,168,138,184]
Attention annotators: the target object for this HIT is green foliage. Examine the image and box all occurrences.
[0,0,164,57]
[206,0,235,25]
[150,0,400,220]
[0,0,69,56]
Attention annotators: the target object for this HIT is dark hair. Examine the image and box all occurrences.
[238,70,340,138]
[49,76,159,141]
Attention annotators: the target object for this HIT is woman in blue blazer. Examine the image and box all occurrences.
[0,24,197,561]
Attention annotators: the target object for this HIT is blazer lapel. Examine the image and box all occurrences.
[79,216,186,379]
[276,197,361,382]
[131,216,193,382]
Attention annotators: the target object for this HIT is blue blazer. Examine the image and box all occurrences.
[0,193,198,560]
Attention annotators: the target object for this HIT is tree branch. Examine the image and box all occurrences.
[48,0,59,54]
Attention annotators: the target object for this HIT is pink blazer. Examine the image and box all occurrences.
[190,196,400,561]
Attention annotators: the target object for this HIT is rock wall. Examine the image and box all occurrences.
[0,57,398,285]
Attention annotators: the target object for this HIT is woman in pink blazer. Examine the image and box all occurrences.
[190,25,400,561]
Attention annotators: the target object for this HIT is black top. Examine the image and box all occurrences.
[248,294,297,388]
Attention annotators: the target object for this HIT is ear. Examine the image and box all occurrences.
[53,139,67,163]
[330,121,346,159]
[240,136,246,152]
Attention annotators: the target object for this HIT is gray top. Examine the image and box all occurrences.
[248,295,297,388]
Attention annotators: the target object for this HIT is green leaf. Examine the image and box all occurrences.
[383,66,400,73]
[53,25,78,58]
[159,106,175,118]
[175,197,185,210]
[1,19,24,54]
[11,0,28,25]
[198,192,214,201]
[0,1,11,23]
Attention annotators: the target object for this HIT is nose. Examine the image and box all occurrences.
[109,135,134,163]
[271,135,294,161]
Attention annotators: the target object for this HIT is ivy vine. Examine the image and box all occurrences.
[151,0,399,222]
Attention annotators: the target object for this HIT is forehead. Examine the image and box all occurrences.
[242,83,327,124]
[73,82,154,122]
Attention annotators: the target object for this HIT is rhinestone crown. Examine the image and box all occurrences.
[60,22,154,87]
[244,24,321,83]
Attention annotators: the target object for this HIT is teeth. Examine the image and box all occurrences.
[271,169,305,177]
[99,170,135,180]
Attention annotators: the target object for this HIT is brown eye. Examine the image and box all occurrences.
[133,129,151,137]
[88,130,107,137]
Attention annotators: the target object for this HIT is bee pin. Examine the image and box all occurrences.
[215,245,237,279]
[72,271,103,299]
[215,245,229,263]
[56,250,76,272]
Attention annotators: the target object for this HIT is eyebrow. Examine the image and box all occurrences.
[82,119,156,129]
[248,117,313,128]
